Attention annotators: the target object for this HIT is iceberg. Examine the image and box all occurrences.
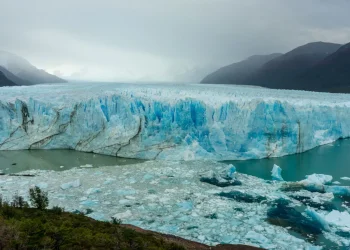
[324,210,350,228]
[297,174,333,193]
[305,208,330,231]
[60,179,81,190]
[271,164,283,181]
[302,174,333,185]
[200,165,242,187]
[304,209,350,232]
[1,83,350,160]
[325,185,350,197]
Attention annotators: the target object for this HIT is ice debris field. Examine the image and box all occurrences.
[2,82,350,160]
[1,161,350,249]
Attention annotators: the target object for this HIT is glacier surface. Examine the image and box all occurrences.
[1,82,350,160]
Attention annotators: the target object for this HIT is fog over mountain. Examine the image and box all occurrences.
[0,51,66,84]
[1,0,350,82]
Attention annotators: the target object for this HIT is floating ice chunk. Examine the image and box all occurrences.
[60,166,65,169]
[200,169,241,187]
[103,178,115,185]
[341,177,350,181]
[297,174,333,193]
[80,164,93,168]
[177,201,193,211]
[271,164,283,181]
[220,235,235,244]
[158,225,179,234]
[267,198,323,235]
[245,231,270,244]
[113,210,132,219]
[60,179,81,190]
[85,188,101,195]
[290,194,335,211]
[87,212,106,221]
[143,174,154,180]
[221,164,236,179]
[80,200,99,207]
[217,191,266,203]
[324,210,350,228]
[332,181,341,185]
[116,189,137,196]
[302,174,333,185]
[36,182,48,189]
[305,208,330,231]
[325,186,350,197]
[306,246,323,250]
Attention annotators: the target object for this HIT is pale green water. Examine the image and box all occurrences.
[226,138,350,182]
[0,150,144,174]
[1,140,350,181]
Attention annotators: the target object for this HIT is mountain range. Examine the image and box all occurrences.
[201,42,350,93]
[0,51,66,87]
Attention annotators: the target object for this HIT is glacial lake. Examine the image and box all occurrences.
[1,139,350,182]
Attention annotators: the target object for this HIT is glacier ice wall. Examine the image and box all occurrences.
[1,83,350,160]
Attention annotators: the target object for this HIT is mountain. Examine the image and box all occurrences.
[296,42,350,92]
[243,42,342,89]
[201,42,346,92]
[201,53,282,85]
[0,65,33,86]
[0,70,17,87]
[0,51,67,84]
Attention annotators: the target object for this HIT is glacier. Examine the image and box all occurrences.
[1,82,350,160]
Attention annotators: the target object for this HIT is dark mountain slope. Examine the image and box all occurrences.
[0,65,33,86]
[296,42,350,92]
[242,42,342,88]
[201,53,282,84]
[0,70,17,87]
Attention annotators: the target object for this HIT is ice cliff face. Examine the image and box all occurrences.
[1,82,350,160]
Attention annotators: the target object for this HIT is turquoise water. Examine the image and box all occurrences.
[1,139,350,181]
[0,150,144,174]
[226,139,350,182]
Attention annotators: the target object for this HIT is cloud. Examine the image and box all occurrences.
[1,0,350,81]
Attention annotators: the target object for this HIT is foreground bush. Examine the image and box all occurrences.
[29,186,49,210]
[0,206,185,250]
[0,190,185,250]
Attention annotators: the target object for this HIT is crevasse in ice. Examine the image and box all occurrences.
[1,82,350,160]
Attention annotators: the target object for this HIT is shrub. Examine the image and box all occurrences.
[52,206,64,215]
[86,208,94,215]
[11,193,29,209]
[0,202,16,218]
[29,187,49,210]
[111,217,122,225]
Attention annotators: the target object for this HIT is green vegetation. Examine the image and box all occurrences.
[29,186,49,210]
[0,189,185,250]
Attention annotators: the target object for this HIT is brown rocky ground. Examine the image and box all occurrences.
[124,224,263,250]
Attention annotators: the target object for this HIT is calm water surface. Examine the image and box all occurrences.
[1,139,350,180]
[226,138,350,182]
[0,150,144,174]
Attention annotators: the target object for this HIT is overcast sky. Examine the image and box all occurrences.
[1,0,350,82]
